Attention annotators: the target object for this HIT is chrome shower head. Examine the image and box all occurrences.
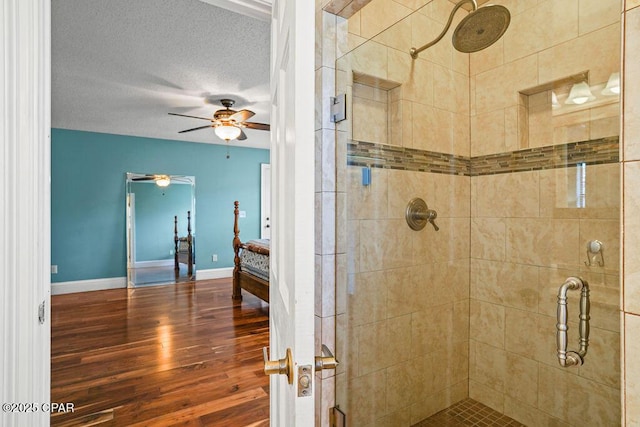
[452,5,511,53]
[410,0,511,59]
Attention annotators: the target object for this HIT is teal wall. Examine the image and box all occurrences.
[130,181,193,262]
[51,129,269,282]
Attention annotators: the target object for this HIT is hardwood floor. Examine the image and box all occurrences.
[51,278,270,426]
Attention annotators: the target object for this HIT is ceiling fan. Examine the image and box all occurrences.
[131,174,172,187]
[169,99,270,142]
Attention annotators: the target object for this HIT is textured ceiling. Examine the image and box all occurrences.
[52,0,271,150]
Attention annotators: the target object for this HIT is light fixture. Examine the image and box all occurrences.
[215,124,242,141]
[551,91,560,109]
[565,81,596,105]
[602,72,620,96]
[155,175,171,187]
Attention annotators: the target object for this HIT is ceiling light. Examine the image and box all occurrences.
[565,82,595,105]
[155,175,171,187]
[602,72,620,96]
[215,124,242,141]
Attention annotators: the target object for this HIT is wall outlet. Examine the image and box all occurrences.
[239,210,246,218]
[51,265,58,274]
[212,254,218,262]
[169,249,174,255]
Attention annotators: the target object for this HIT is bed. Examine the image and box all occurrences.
[174,211,194,279]
[232,201,269,302]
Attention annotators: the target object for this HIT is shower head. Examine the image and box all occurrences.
[410,0,511,59]
[452,5,510,53]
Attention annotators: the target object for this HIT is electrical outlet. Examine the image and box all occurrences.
[212,254,218,262]
[169,249,174,255]
[239,210,246,218]
[51,265,58,274]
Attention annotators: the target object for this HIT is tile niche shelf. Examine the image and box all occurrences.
[350,72,401,146]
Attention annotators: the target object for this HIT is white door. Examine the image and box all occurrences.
[268,0,315,425]
[1,0,51,426]
[260,163,271,239]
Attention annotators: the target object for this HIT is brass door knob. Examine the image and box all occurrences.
[315,344,339,371]
[263,347,294,384]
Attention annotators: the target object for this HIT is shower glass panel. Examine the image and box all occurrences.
[335,1,621,426]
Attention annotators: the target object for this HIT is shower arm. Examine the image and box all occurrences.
[410,0,477,59]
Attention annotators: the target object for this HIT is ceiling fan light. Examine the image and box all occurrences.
[565,81,595,105]
[155,175,171,187]
[215,124,242,141]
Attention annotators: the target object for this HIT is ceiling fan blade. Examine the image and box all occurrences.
[178,124,213,133]
[229,109,255,122]
[168,112,212,121]
[237,129,247,140]
[243,122,270,131]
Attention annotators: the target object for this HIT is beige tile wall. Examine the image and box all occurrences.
[316,1,340,425]
[471,0,621,157]
[340,0,470,156]
[623,2,640,426]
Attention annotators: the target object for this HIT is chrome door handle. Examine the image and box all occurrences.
[556,277,590,367]
[315,344,339,371]
[263,347,294,384]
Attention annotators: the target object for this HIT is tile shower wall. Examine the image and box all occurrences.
[469,0,621,425]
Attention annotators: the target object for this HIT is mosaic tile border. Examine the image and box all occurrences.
[347,142,471,175]
[347,136,620,176]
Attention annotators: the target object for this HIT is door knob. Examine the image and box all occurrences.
[263,347,294,384]
[315,344,339,371]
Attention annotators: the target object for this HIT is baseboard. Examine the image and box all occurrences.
[196,267,233,280]
[134,259,174,268]
[51,277,127,295]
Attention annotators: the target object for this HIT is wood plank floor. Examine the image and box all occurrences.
[51,278,270,426]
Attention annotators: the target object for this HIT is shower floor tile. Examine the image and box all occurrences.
[413,398,526,427]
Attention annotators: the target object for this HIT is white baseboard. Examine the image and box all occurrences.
[134,259,174,268]
[51,268,232,295]
[196,267,233,280]
[51,277,127,295]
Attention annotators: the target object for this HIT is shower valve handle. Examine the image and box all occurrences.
[426,210,439,231]
[406,198,440,232]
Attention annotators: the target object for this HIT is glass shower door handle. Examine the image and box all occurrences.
[556,277,590,367]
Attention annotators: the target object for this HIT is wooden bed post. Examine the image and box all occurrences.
[174,215,179,276]
[186,210,193,278]
[232,201,242,300]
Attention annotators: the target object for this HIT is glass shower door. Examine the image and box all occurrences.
[334,0,621,425]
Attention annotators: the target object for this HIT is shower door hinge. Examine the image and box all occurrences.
[330,406,346,427]
[330,93,346,123]
[38,300,46,324]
